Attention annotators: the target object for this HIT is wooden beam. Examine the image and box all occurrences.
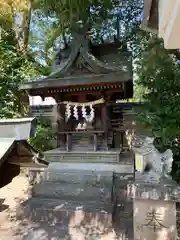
[159,0,174,38]
[143,0,153,24]
[9,161,46,168]
[31,83,124,96]
[9,156,33,164]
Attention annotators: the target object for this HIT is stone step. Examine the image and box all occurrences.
[20,225,71,240]
[42,171,113,184]
[44,149,121,163]
[28,163,118,185]
[28,169,113,186]
[21,197,112,212]
[45,162,133,174]
[28,162,133,186]
[32,183,112,202]
[19,197,112,227]
[19,222,120,240]
[46,155,120,163]
[18,198,132,240]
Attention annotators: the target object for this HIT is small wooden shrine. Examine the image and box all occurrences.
[21,26,133,161]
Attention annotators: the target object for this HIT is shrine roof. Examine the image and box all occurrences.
[20,38,132,91]
[0,117,49,169]
[0,138,48,169]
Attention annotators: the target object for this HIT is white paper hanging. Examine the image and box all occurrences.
[90,105,95,122]
[86,105,94,122]
[73,105,78,120]
[65,104,71,122]
[82,105,87,120]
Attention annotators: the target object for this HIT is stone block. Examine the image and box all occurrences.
[134,199,176,240]
[112,202,133,239]
[131,180,179,240]
[112,173,134,204]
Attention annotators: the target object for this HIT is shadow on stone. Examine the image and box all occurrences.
[14,197,117,240]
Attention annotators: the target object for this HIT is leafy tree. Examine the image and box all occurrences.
[0,39,41,117]
[0,1,50,151]
[0,0,33,51]
[135,37,180,181]
[136,37,180,152]
[29,116,56,152]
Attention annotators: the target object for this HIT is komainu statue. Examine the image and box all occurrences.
[132,135,173,183]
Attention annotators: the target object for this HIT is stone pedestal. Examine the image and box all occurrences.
[130,135,180,240]
[131,179,179,240]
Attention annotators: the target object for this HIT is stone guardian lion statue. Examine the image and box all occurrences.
[132,136,173,183]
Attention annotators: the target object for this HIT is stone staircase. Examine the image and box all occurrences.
[18,159,134,239]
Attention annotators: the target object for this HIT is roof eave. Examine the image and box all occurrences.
[21,71,132,92]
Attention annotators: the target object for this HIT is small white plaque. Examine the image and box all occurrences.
[135,154,144,172]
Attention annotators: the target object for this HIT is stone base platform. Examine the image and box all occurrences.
[44,148,124,163]
[23,150,134,239]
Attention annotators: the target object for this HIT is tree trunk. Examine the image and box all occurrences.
[18,0,33,51]
[7,0,33,52]
[23,0,32,50]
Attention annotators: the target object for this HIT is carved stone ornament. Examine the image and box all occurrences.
[132,135,173,183]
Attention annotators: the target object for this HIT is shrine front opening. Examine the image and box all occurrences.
[56,96,121,152]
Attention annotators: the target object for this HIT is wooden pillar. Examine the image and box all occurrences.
[93,133,97,151]
[57,121,60,148]
[101,102,108,151]
[57,103,66,149]
[66,133,72,152]
[56,104,60,148]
